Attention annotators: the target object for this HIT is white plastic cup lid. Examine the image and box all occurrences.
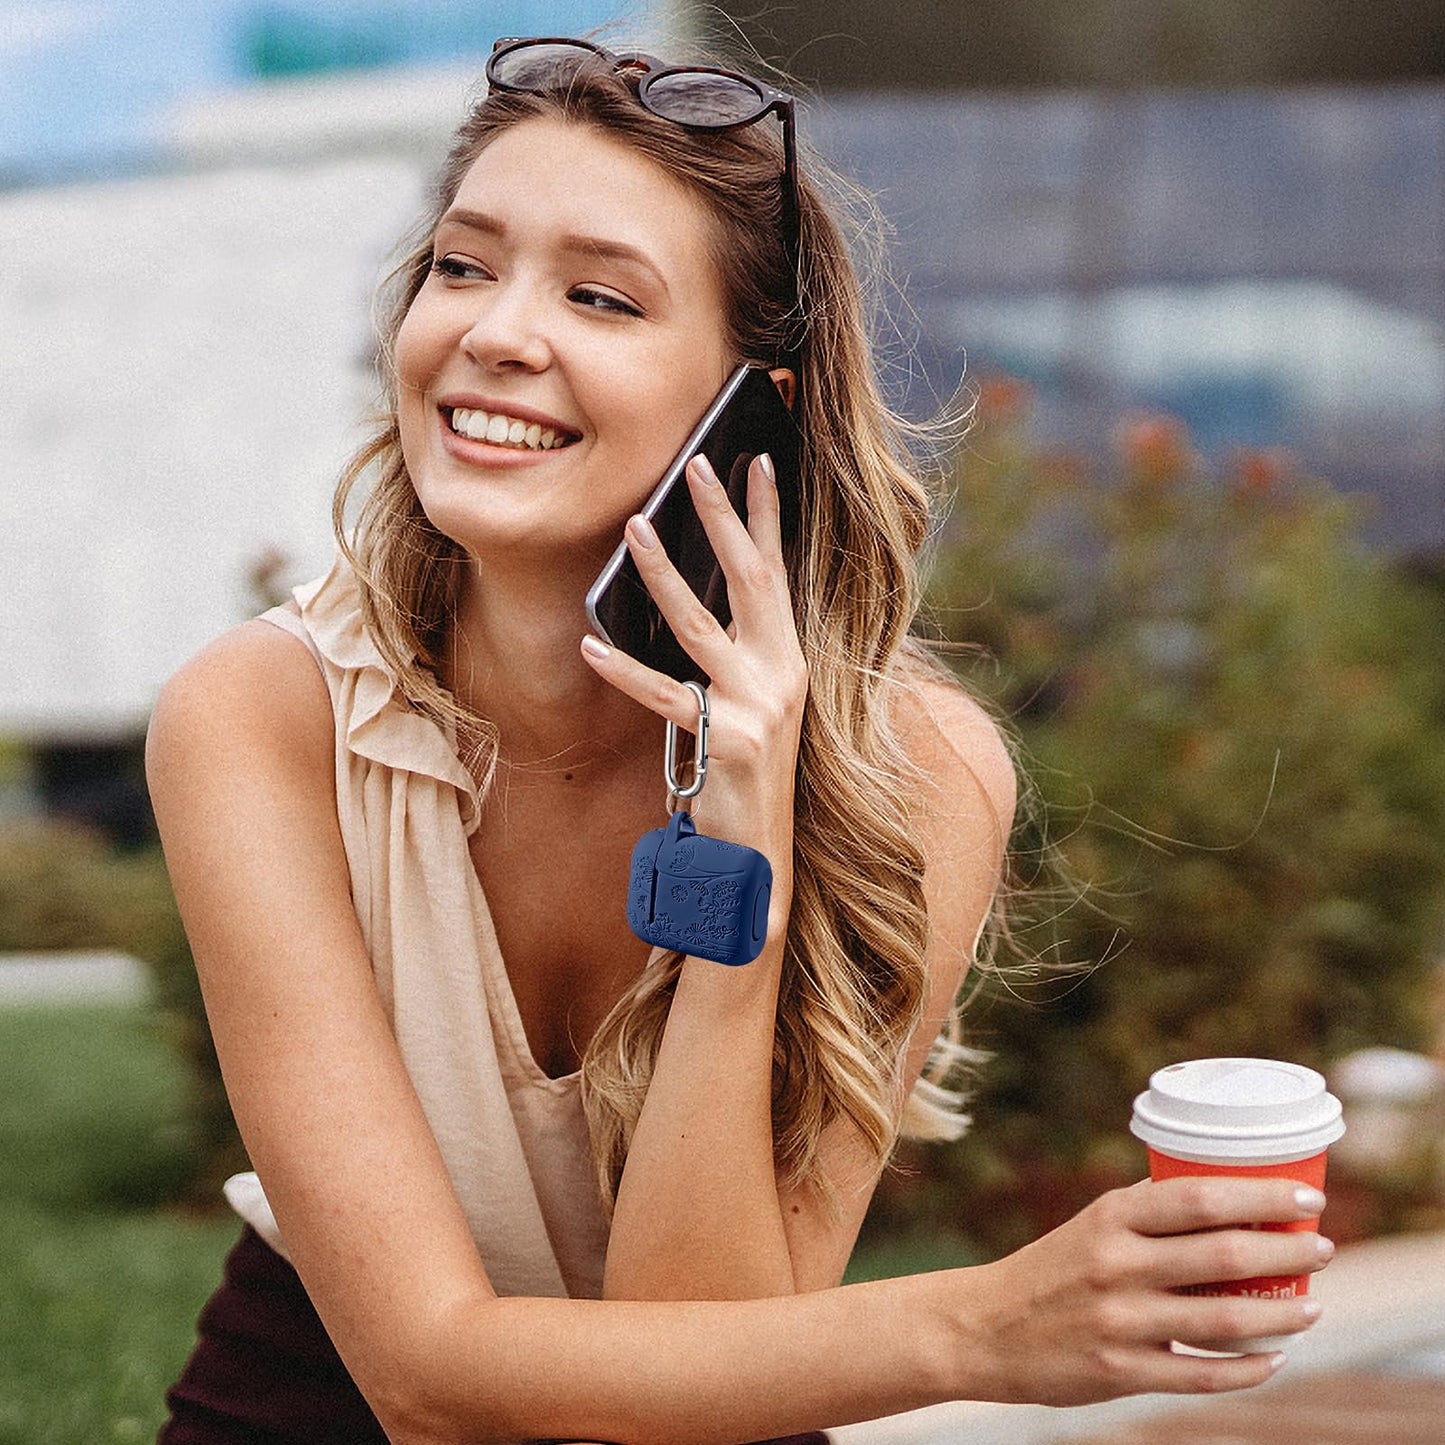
[1130,1057,1345,1163]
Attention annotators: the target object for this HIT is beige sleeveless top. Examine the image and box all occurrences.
[227,559,612,1300]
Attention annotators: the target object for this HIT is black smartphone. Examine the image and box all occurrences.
[584,363,801,685]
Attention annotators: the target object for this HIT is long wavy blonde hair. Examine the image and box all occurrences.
[333,51,986,1210]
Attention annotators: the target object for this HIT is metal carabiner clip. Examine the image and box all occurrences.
[665,680,709,801]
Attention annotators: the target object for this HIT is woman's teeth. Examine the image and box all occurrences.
[449,407,568,450]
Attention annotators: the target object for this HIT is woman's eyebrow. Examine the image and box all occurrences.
[560,234,670,295]
[437,207,670,296]
[436,206,506,239]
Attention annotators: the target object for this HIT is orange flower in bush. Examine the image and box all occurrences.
[1227,446,1304,503]
[1115,411,1194,484]
[1336,664,1383,703]
[975,374,1034,427]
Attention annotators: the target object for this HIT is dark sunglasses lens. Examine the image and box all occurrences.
[642,70,766,127]
[489,40,602,91]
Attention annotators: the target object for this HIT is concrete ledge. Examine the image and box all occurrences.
[0,950,151,1005]
[827,1229,1445,1443]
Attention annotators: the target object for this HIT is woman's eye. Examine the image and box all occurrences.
[568,286,643,318]
[431,254,488,281]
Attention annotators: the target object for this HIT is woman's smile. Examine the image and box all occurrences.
[445,407,573,452]
[436,390,583,459]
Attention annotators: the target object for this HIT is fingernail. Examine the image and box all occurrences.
[758,452,776,485]
[1300,1297,1323,1321]
[581,634,610,660]
[1268,1352,1287,1374]
[1294,1186,1326,1215]
[1315,1235,1335,1261]
[628,515,658,548]
[689,455,721,485]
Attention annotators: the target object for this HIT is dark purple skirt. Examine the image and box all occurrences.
[161,1225,829,1444]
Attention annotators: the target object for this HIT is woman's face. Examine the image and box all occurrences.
[396,116,735,577]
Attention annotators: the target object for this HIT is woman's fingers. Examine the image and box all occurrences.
[1154,1226,1333,1292]
[742,452,786,566]
[1125,1344,1287,1396]
[1101,1179,1333,1291]
[617,511,732,676]
[969,1178,1338,1407]
[684,454,792,635]
[580,632,706,733]
[581,455,803,763]
[603,455,800,687]
[1122,1175,1328,1236]
[1162,1286,1323,1346]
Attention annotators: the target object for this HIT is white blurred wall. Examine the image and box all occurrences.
[0,67,477,739]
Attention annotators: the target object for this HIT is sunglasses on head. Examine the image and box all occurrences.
[485,36,799,260]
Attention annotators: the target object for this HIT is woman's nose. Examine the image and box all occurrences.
[460,286,552,372]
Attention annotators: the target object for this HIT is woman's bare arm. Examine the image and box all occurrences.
[584,447,1022,1302]
[148,623,1329,1445]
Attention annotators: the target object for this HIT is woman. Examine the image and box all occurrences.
[148,36,1332,1445]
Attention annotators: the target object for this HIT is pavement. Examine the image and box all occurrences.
[0,949,151,1005]
[828,1228,1445,1443]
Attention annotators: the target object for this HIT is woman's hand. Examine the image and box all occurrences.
[581,451,807,874]
[951,1176,1334,1406]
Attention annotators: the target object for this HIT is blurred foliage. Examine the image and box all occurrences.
[0,820,164,955]
[880,380,1445,1257]
[0,1004,195,1214]
[0,541,301,1207]
[0,738,29,789]
[0,821,247,1204]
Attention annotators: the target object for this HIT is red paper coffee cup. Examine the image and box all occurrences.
[1145,1147,1328,1297]
[1131,1058,1345,1301]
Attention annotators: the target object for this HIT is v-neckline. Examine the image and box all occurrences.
[463,864,586,1091]
[462,856,669,1090]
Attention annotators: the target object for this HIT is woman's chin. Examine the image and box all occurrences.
[425,507,617,583]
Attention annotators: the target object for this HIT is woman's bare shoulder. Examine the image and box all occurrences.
[889,649,1018,843]
[147,618,332,779]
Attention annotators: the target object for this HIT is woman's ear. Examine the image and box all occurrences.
[768,366,797,411]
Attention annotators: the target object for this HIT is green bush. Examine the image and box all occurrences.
[0,820,247,1204]
[892,383,1445,1255]
[0,819,141,953]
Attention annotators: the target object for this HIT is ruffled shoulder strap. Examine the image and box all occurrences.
[267,559,481,833]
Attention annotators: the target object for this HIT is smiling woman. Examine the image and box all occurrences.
[394,116,733,590]
[145,30,1334,1445]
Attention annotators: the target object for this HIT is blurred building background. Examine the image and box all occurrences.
[817,87,1444,552]
[728,0,1445,89]
[2,0,1442,821]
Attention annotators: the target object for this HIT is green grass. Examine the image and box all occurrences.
[0,1004,239,1445]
